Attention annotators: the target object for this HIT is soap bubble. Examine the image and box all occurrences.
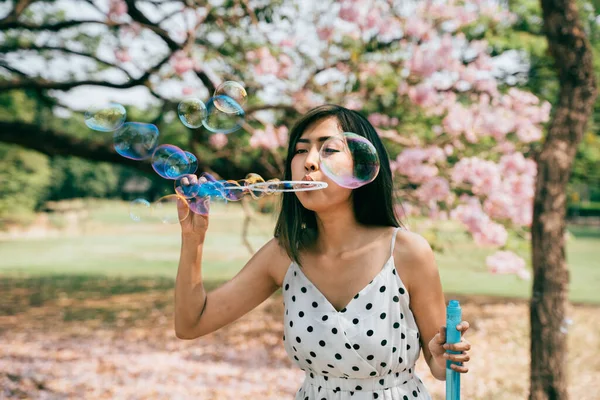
[85,103,126,132]
[174,174,201,199]
[202,95,245,135]
[152,194,188,224]
[178,98,207,129]
[319,132,380,189]
[113,122,159,160]
[129,198,151,222]
[214,81,247,113]
[183,151,198,175]
[244,173,266,199]
[188,195,210,216]
[151,145,190,180]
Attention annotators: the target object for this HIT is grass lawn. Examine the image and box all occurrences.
[1,199,599,307]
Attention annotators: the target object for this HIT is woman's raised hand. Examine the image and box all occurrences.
[177,175,209,237]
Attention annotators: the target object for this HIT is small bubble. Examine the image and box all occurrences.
[178,98,207,129]
[214,81,247,113]
[85,103,126,132]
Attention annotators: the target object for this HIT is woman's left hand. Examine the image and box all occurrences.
[428,321,471,373]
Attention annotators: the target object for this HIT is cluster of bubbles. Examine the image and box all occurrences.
[84,81,381,224]
[177,81,247,134]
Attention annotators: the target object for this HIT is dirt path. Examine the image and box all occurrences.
[1,292,599,399]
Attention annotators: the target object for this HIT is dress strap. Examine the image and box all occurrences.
[390,226,402,254]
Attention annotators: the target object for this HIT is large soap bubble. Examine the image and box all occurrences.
[151,144,190,180]
[178,98,207,129]
[319,132,380,189]
[113,122,159,160]
[214,81,247,113]
[85,103,126,132]
[202,95,245,135]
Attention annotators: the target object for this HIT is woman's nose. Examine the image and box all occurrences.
[304,149,319,172]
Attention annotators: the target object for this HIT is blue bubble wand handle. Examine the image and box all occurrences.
[446,300,462,400]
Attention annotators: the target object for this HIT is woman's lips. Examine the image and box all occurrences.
[302,175,314,182]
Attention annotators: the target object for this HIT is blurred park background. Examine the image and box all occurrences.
[1,0,600,399]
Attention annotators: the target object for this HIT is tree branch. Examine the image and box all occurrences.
[1,44,134,79]
[0,19,122,32]
[0,120,278,180]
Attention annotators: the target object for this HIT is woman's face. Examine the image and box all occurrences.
[290,117,353,212]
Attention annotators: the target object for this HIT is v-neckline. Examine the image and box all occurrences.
[293,255,394,313]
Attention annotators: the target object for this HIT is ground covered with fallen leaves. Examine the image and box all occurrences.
[1,280,599,400]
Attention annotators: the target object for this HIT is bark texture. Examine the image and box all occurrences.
[531,1,597,399]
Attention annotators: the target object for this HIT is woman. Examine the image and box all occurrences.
[174,105,472,399]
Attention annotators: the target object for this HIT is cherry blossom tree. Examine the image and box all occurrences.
[2,1,595,396]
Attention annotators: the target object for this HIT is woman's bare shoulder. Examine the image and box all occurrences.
[393,228,436,290]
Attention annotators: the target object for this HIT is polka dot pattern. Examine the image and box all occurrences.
[283,227,432,399]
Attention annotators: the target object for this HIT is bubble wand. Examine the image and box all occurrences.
[446,300,461,400]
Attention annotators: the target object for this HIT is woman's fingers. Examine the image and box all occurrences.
[443,351,470,363]
[443,339,471,352]
[436,326,446,344]
[457,321,470,334]
[450,363,469,373]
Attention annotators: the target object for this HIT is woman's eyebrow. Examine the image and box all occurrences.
[296,136,332,144]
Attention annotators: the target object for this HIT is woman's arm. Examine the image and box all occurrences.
[174,236,289,339]
[393,231,447,380]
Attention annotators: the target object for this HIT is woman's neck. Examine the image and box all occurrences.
[313,206,368,256]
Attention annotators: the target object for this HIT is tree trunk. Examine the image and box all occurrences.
[531,1,597,399]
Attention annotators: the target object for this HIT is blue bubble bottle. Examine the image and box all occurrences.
[446,300,462,400]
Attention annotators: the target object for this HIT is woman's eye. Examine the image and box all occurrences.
[323,147,340,153]
[294,149,307,154]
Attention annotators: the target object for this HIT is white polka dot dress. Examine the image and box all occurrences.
[282,227,432,400]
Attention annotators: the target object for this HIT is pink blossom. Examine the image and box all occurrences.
[365,8,383,30]
[317,27,334,41]
[475,108,516,141]
[209,133,228,150]
[515,119,543,143]
[109,0,127,18]
[121,22,142,37]
[279,38,296,48]
[339,2,362,23]
[182,87,194,96]
[486,251,530,280]
[474,79,499,96]
[442,104,475,140]
[493,141,516,154]
[451,157,502,195]
[394,147,446,183]
[114,49,131,63]
[343,96,363,110]
[415,177,451,203]
[250,125,288,150]
[276,54,294,79]
[368,113,389,128]
[408,47,438,78]
[395,202,414,219]
[499,152,534,176]
[474,220,508,247]
[171,51,194,76]
[483,192,514,221]
[408,84,439,108]
[404,18,432,41]
[449,197,508,247]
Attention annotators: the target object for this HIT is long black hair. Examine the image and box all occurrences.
[274,104,404,265]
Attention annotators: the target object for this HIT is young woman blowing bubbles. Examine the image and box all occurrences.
[174,105,472,399]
